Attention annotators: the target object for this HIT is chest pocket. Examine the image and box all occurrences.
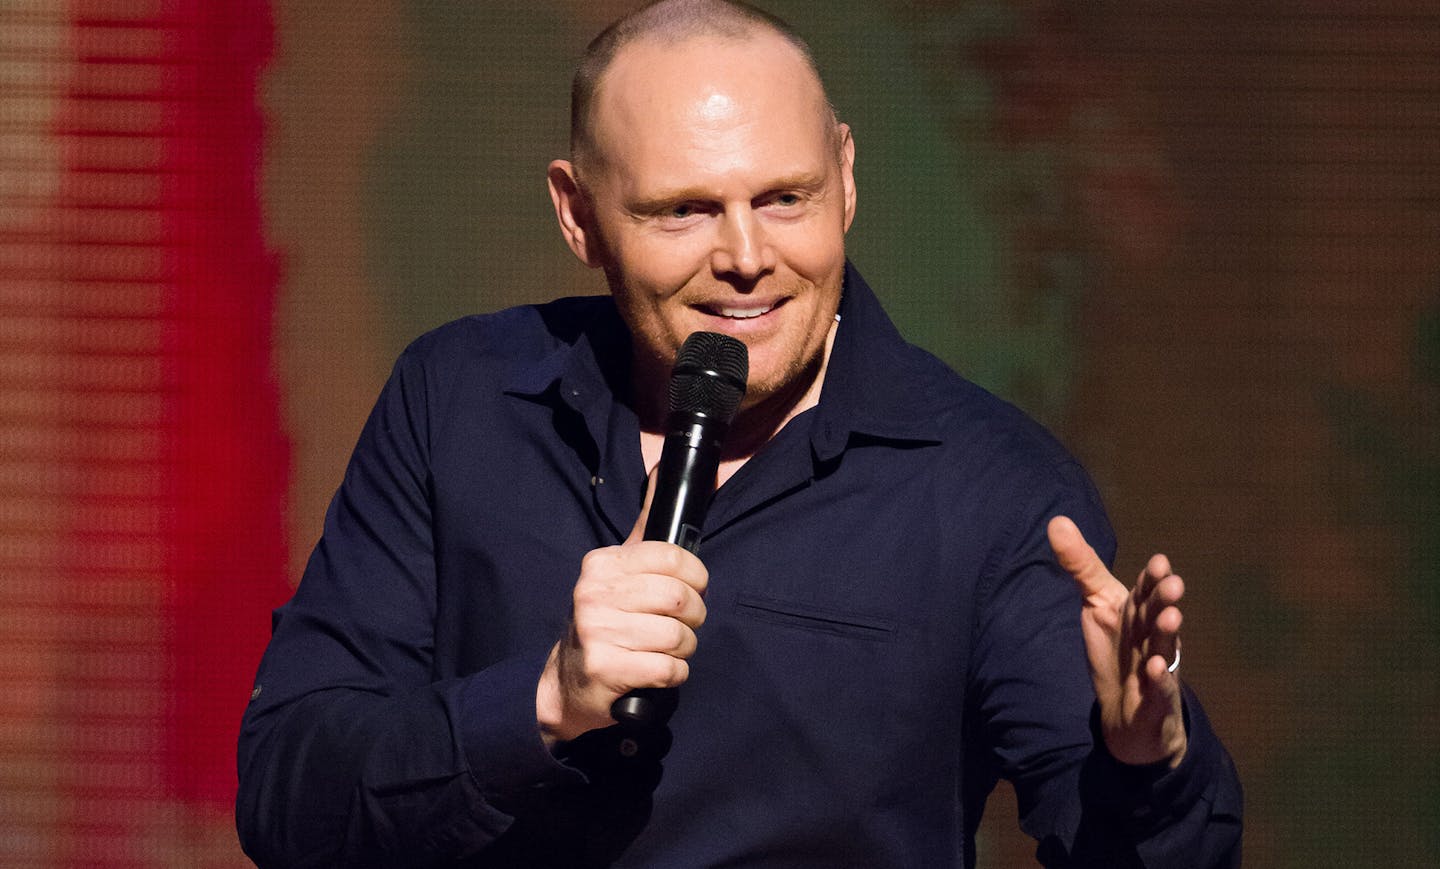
[734,593,896,642]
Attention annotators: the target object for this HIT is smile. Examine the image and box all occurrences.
[699,299,784,320]
[717,304,773,319]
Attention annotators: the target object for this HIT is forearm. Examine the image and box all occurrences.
[1061,687,1243,868]
[237,653,582,867]
[973,468,1242,866]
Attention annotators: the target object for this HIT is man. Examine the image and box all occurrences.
[237,2,1242,866]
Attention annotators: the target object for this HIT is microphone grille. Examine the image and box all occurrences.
[669,331,749,421]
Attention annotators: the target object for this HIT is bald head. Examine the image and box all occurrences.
[545,0,857,419]
[570,0,837,171]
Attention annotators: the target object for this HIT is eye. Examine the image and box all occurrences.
[654,201,708,227]
[760,191,806,212]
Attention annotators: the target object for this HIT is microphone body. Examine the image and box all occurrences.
[643,413,725,554]
[610,331,747,731]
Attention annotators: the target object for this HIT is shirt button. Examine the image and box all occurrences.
[250,685,262,701]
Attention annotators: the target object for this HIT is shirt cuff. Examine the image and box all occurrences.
[458,647,588,808]
[1080,683,1225,829]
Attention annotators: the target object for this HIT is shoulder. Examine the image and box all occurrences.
[904,342,1111,533]
[834,266,1080,477]
[373,295,617,444]
[895,339,1081,477]
[396,295,613,374]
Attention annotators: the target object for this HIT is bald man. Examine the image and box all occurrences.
[238,2,1242,866]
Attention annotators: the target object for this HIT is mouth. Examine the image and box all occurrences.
[697,298,785,321]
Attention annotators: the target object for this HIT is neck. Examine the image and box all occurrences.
[723,323,836,461]
[637,322,838,484]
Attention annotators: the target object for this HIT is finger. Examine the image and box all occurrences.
[1131,553,1174,607]
[578,606,700,655]
[581,642,692,693]
[1145,552,1172,583]
[573,553,708,628]
[619,540,710,596]
[620,613,700,659]
[1138,649,1183,730]
[626,467,660,544]
[1131,553,1168,601]
[1047,515,1117,599]
[1141,602,1182,673]
[1141,636,1184,702]
[1134,574,1185,646]
[573,602,701,657]
[617,573,708,628]
[628,652,690,690]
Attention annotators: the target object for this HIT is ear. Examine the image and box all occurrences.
[837,123,857,233]
[547,159,603,268]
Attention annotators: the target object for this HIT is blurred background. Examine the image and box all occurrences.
[2,0,1437,865]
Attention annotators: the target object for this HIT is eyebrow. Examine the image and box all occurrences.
[626,172,829,214]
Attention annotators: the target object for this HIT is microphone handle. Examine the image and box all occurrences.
[610,416,721,730]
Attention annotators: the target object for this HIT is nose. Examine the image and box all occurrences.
[711,208,774,283]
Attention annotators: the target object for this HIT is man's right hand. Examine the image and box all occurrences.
[536,475,709,745]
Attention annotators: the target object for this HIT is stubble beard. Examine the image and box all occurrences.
[607,265,838,444]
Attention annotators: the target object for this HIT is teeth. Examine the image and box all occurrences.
[716,304,774,319]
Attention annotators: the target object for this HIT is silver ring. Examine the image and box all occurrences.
[1167,644,1181,674]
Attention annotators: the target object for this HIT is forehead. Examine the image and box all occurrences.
[587,32,834,191]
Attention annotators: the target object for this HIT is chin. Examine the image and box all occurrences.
[744,350,824,409]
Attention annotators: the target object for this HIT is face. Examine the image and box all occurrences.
[549,32,856,412]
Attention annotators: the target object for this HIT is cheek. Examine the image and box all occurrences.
[774,219,846,276]
[612,229,711,285]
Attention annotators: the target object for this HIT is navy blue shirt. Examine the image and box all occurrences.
[237,265,1241,867]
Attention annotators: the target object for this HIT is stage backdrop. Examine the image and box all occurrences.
[1,1,1436,866]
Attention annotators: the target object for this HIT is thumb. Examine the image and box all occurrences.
[1047,515,1113,597]
[626,467,659,544]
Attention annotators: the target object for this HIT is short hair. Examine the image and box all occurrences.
[569,0,836,171]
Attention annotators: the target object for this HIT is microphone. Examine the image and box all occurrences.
[610,331,748,731]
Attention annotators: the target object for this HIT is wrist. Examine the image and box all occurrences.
[535,643,565,748]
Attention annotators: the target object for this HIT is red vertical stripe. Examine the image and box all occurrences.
[4,0,283,859]
[157,0,289,809]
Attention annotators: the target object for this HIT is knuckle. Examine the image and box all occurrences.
[668,621,690,653]
[637,653,687,688]
[579,546,614,575]
[572,580,613,613]
[653,543,687,575]
[569,619,602,650]
[633,655,664,687]
[659,584,689,617]
[592,646,631,682]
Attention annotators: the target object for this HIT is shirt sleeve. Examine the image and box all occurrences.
[969,460,1243,868]
[235,348,584,868]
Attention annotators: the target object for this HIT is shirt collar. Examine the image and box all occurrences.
[809,262,946,461]
[503,299,630,411]
[502,262,947,460]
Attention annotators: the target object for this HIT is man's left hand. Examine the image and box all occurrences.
[1047,515,1188,768]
